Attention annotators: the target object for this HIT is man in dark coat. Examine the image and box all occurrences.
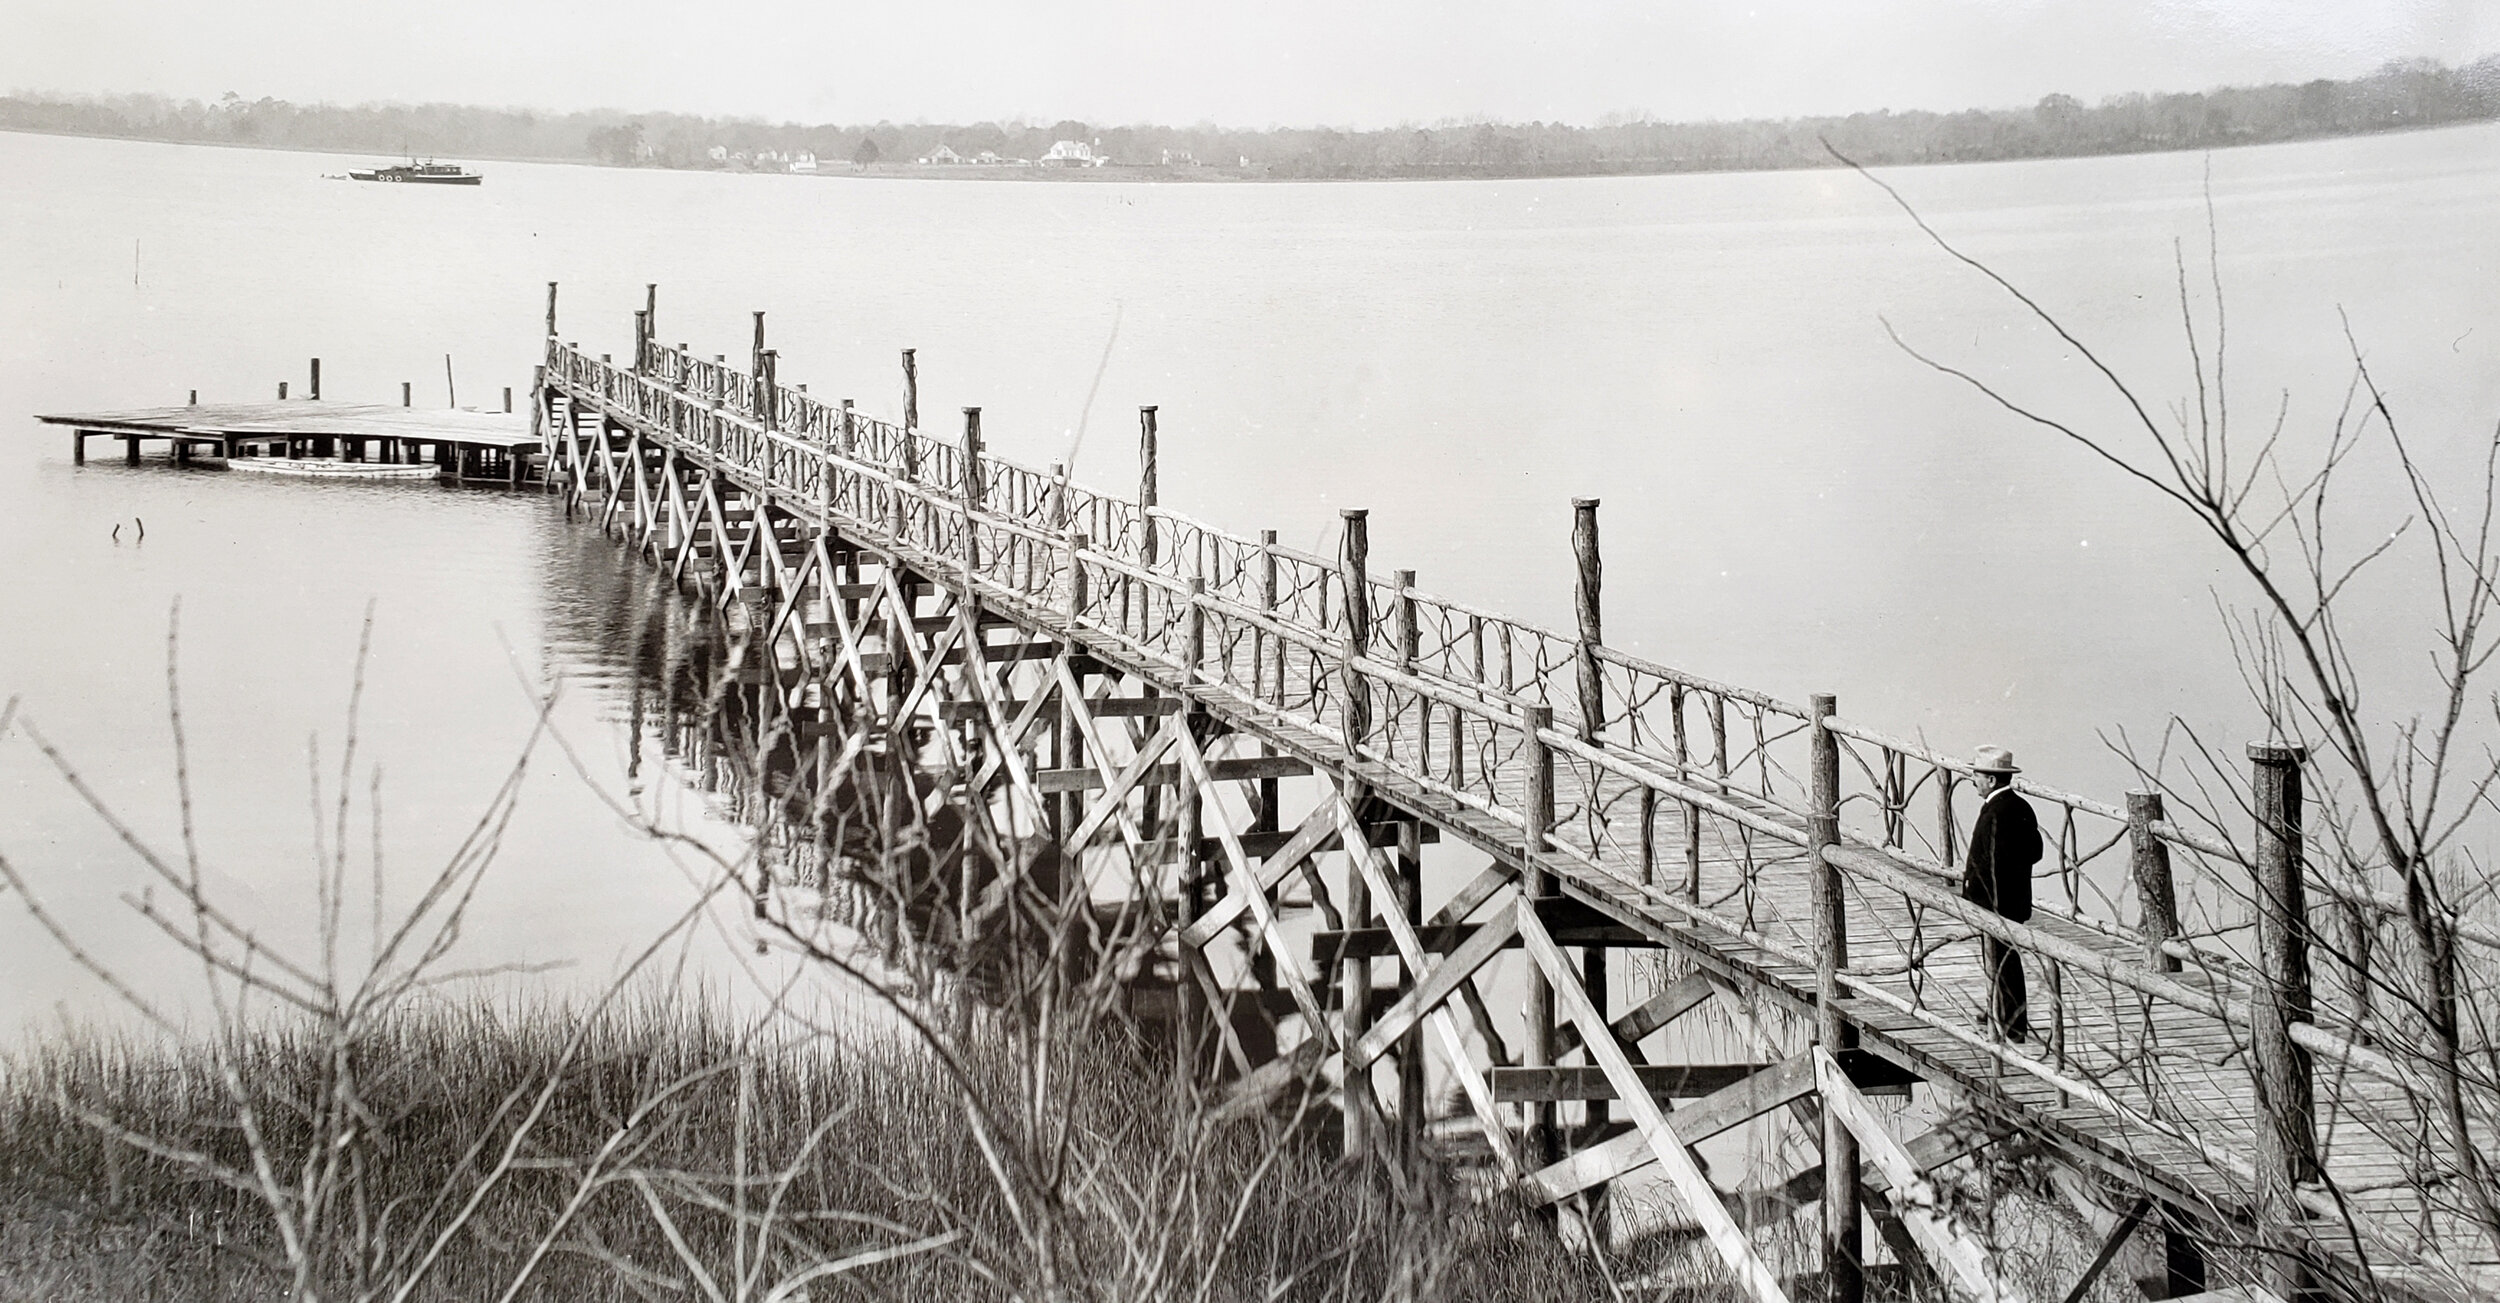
[1963,745,2041,1041]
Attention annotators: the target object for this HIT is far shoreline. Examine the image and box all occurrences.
[2,114,2491,186]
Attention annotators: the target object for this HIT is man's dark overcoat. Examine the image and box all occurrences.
[1962,785,2041,921]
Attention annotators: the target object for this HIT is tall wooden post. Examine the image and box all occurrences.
[1339,509,1371,749]
[634,310,650,374]
[277,381,288,400]
[308,358,321,401]
[1139,406,1160,565]
[1573,498,1603,740]
[402,382,411,408]
[962,407,984,574]
[1341,783,1374,1164]
[750,312,767,379]
[2127,791,2183,974]
[839,399,856,457]
[644,283,657,339]
[1391,570,1417,672]
[901,349,918,435]
[502,386,513,414]
[2249,743,2318,1299]
[545,282,558,337]
[1808,692,1861,1301]
[1522,702,1559,1168]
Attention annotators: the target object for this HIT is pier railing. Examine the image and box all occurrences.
[548,331,2493,1286]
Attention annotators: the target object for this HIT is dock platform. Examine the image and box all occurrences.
[37,400,541,483]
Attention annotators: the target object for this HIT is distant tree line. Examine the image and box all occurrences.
[4,55,2496,179]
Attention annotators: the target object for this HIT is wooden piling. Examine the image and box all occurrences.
[545,281,558,336]
[277,381,288,400]
[402,382,412,408]
[644,283,657,337]
[503,386,513,414]
[187,390,196,406]
[839,399,856,458]
[760,351,779,431]
[1177,578,1208,1088]
[1342,779,1375,1163]
[1392,569,1417,672]
[751,312,767,377]
[1808,692,1861,1302]
[1573,498,1603,740]
[2248,742,2318,1299]
[1139,406,1159,565]
[1522,701,1559,1167]
[308,358,320,401]
[962,407,984,571]
[1339,509,1372,748]
[2126,791,2182,974]
[634,310,651,374]
[901,349,918,434]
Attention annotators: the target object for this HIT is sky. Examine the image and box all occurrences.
[8,0,2499,129]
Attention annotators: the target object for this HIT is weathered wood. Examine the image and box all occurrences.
[1816,1048,2021,1303]
[1518,901,1790,1303]
[1527,1053,1819,1203]
[1313,920,1656,961]
[2248,742,2318,1301]
[1810,692,1861,1303]
[1033,754,1311,793]
[1522,701,1558,1167]
[2127,790,2183,975]
[1572,497,1602,740]
[901,348,917,433]
[1138,405,1159,564]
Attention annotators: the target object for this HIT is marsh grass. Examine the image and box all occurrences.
[0,994,1693,1302]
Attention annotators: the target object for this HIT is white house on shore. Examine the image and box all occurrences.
[1039,139,1109,167]
[917,145,964,165]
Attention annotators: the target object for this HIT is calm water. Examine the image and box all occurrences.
[4,126,2496,1033]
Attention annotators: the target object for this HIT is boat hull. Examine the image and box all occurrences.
[225,457,444,481]
[349,171,482,185]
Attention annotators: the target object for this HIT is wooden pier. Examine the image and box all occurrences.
[519,281,2498,1302]
[40,370,540,484]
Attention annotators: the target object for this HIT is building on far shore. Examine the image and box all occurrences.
[1040,139,1109,168]
[918,145,963,165]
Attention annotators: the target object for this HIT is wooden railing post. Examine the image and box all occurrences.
[1338,509,1372,749]
[758,350,778,432]
[2249,742,2319,1298]
[644,283,657,339]
[1138,406,1160,564]
[2127,791,2183,974]
[633,310,650,375]
[1065,531,1089,627]
[1521,701,1559,1168]
[1391,569,1417,672]
[961,407,984,575]
[1573,498,1603,740]
[901,349,918,436]
[750,311,767,381]
[1258,530,1279,707]
[544,281,558,337]
[838,399,856,458]
[1808,692,1861,1302]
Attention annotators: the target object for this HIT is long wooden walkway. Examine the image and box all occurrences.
[532,285,2498,1303]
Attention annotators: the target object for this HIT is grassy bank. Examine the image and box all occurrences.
[0,995,1689,1302]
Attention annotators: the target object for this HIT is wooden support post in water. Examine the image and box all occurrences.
[901,349,918,435]
[124,434,141,465]
[1138,406,1159,565]
[545,281,558,336]
[2127,791,2183,974]
[751,312,767,379]
[503,386,513,414]
[2249,742,2319,1300]
[308,358,320,401]
[634,310,650,374]
[1809,692,1861,1303]
[1573,498,1603,740]
[445,354,456,408]
[187,390,196,406]
[1395,814,1426,1172]
[644,283,657,339]
[277,381,288,400]
[402,382,412,408]
[1339,509,1371,749]
[1522,701,1559,1169]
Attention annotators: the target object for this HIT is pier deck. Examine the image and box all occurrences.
[39,399,539,481]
